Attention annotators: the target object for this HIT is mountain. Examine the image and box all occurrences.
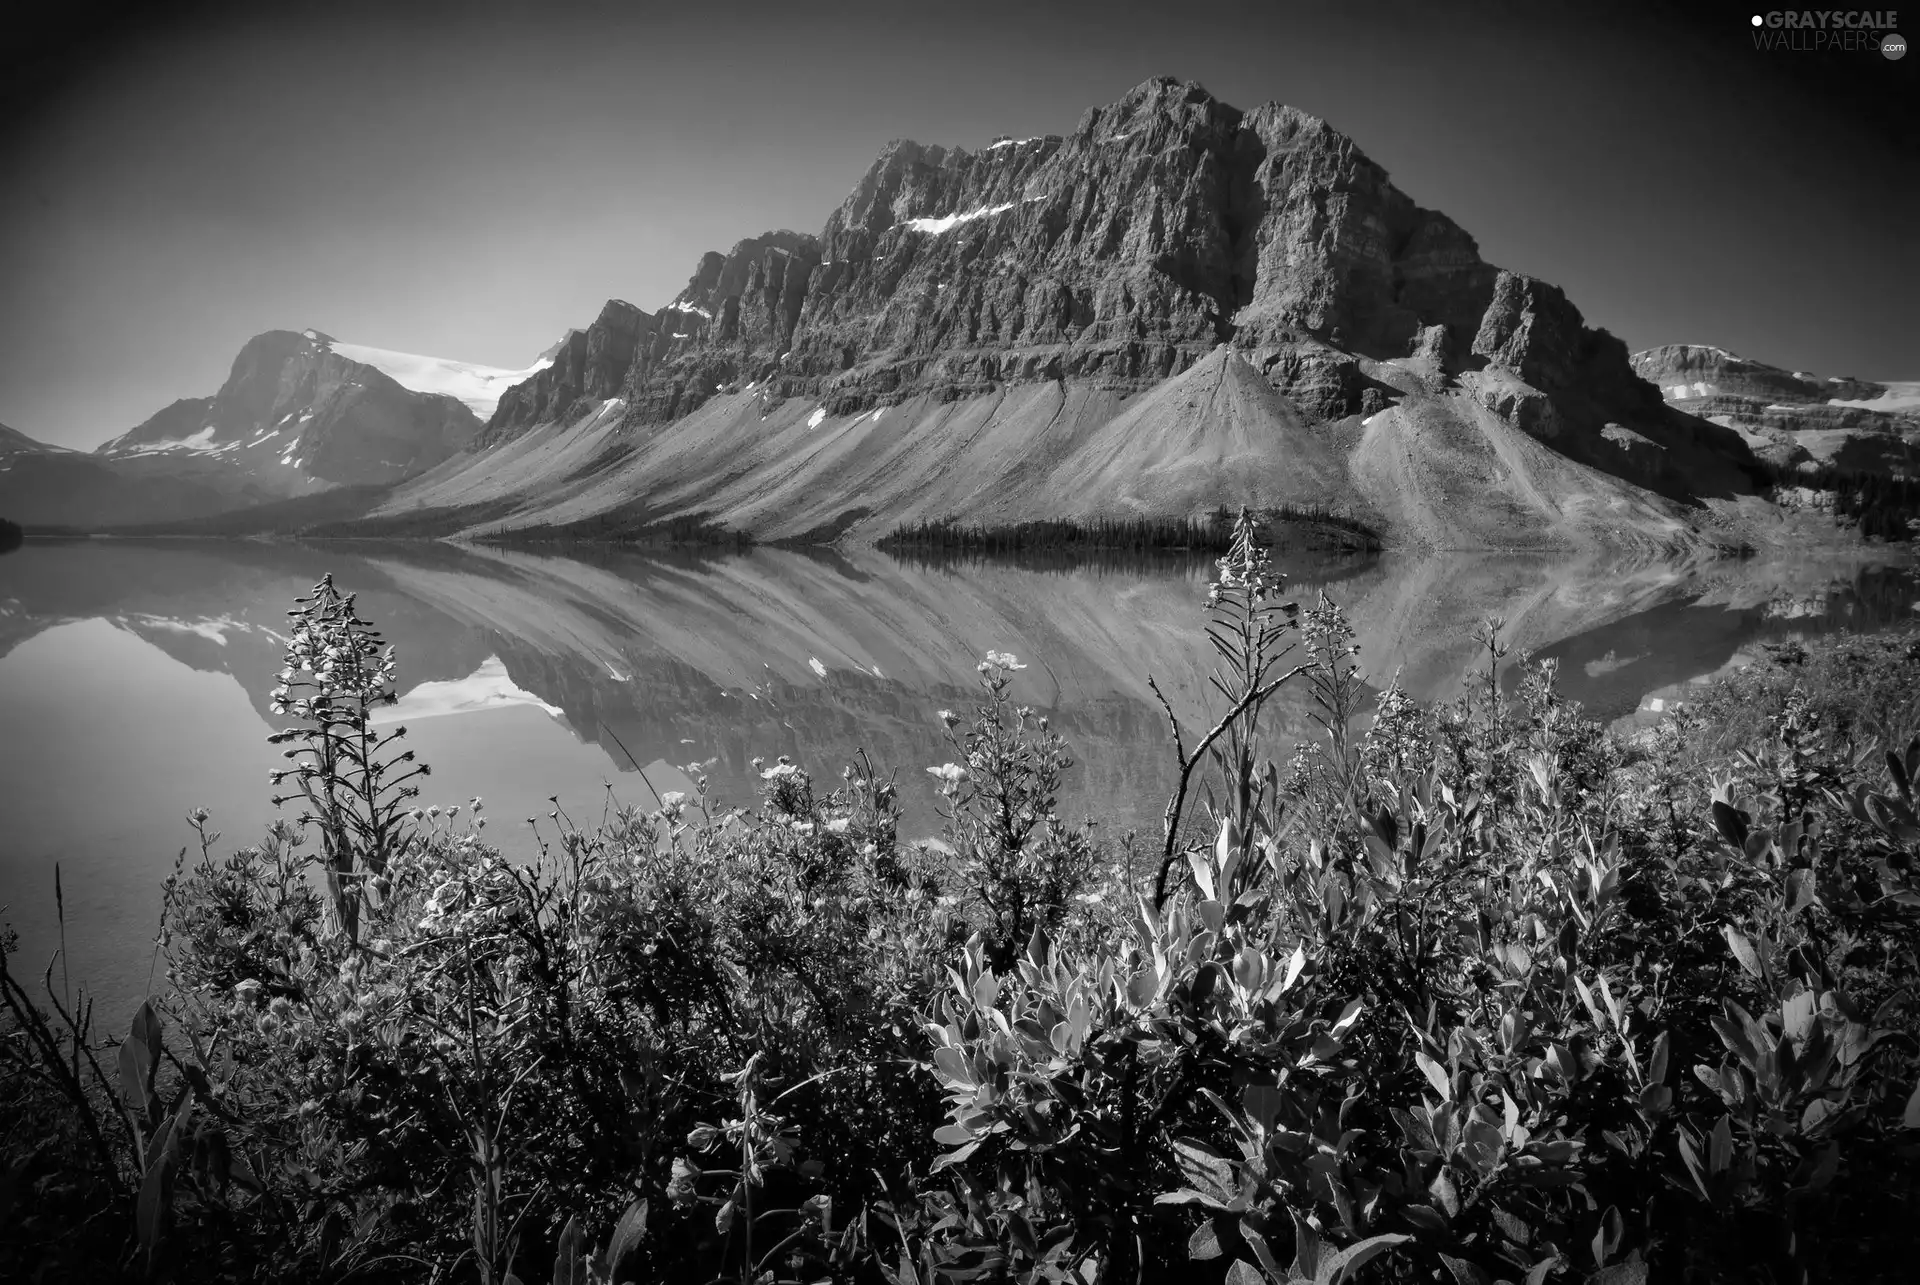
[349,77,1764,552]
[96,329,497,492]
[5,330,554,531]
[1631,345,1919,475]
[2,420,240,528]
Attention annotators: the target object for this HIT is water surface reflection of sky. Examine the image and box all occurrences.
[1,539,1912,1023]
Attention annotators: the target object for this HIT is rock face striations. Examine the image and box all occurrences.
[390,76,1770,551]
[1632,345,1919,475]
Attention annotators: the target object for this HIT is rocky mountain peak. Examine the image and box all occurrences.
[433,77,1772,547]
[95,328,484,494]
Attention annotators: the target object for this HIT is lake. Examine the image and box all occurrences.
[2,538,1914,1024]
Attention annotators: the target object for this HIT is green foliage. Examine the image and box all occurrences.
[5,546,1919,1284]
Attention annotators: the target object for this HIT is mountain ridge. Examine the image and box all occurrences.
[1631,344,1919,475]
[360,76,1769,551]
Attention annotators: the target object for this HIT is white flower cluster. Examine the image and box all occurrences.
[977,650,1027,674]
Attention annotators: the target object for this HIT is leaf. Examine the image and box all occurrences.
[1586,1263,1648,1285]
[130,1001,163,1062]
[1675,1128,1710,1201]
[1169,1137,1238,1205]
[1784,869,1817,916]
[1708,1115,1733,1175]
[1722,926,1763,979]
[552,1216,586,1285]
[970,970,1000,1012]
[136,1095,193,1267]
[119,1036,153,1114]
[1224,1262,1265,1285]
[1903,1076,1920,1130]
[1416,1050,1452,1100]
[1429,1169,1461,1218]
[1290,1211,1322,1282]
[1440,1256,1493,1285]
[1711,799,1749,848]
[597,1197,647,1283]
[1280,942,1307,994]
[1186,850,1217,903]
[1366,807,1398,853]
[1317,1233,1411,1284]
[932,1047,976,1089]
[1187,1219,1233,1261]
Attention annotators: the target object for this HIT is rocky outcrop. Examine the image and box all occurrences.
[346,77,1808,548]
[491,303,654,439]
[470,79,1755,513]
[1631,345,1918,475]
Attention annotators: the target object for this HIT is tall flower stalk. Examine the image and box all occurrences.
[266,574,427,936]
[1149,508,1302,905]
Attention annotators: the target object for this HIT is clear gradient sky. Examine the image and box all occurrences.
[3,0,1913,449]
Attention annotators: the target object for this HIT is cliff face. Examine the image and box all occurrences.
[399,77,1772,549]
[1632,345,1919,475]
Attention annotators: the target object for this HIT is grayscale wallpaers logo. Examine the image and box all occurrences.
[1749,11,1906,56]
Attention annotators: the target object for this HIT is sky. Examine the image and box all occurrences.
[2,0,1913,449]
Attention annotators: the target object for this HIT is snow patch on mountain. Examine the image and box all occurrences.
[317,337,554,418]
[1829,382,1920,413]
[903,203,1015,235]
[115,426,224,456]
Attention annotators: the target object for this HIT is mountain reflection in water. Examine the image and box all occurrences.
[0,537,1912,1016]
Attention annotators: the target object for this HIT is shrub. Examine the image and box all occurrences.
[5,539,1919,1284]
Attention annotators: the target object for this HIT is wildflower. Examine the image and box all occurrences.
[825,816,850,835]
[233,979,263,1004]
[667,1157,701,1204]
[189,806,210,825]
[937,708,958,726]
[978,650,1027,673]
[761,762,801,781]
[268,996,293,1020]
[927,763,968,785]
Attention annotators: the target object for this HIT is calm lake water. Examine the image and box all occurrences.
[2,538,1915,1023]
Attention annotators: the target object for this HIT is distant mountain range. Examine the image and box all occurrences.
[6,77,1911,547]
[1631,345,1919,475]
[2,331,551,529]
